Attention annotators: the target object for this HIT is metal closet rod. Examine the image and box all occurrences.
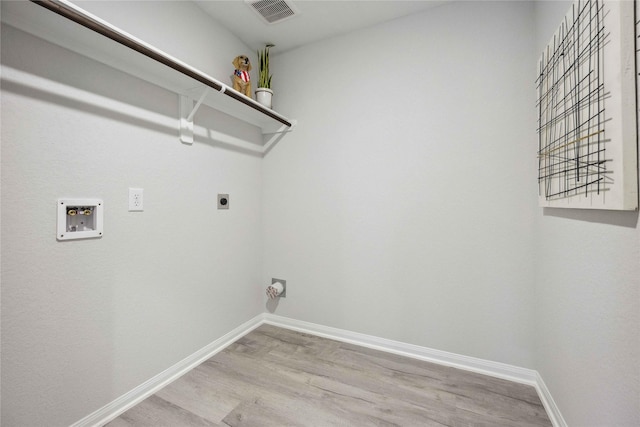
[31,0,292,128]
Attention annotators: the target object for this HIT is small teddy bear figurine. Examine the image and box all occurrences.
[232,55,252,98]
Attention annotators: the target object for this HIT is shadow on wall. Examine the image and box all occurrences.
[543,207,639,228]
[1,79,175,136]
[1,26,266,157]
[266,298,280,313]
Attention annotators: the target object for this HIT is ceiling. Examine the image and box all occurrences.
[193,0,451,54]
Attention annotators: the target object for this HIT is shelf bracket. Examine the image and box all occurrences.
[179,88,211,144]
[262,121,296,136]
[262,121,297,153]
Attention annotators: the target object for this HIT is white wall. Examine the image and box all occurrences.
[263,1,538,368]
[1,2,264,425]
[533,2,640,426]
[73,0,246,83]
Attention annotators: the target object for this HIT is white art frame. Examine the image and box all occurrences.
[536,0,638,210]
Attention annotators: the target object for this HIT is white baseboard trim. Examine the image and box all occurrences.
[534,371,568,427]
[263,314,566,427]
[263,314,538,386]
[72,313,565,427]
[71,314,265,427]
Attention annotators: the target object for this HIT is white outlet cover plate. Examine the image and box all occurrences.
[57,199,104,241]
[129,188,144,211]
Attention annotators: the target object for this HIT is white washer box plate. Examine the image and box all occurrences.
[57,199,104,241]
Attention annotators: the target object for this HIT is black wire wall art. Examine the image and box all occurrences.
[536,0,638,210]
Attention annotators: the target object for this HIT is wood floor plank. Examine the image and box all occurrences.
[106,395,219,426]
[107,325,552,426]
[153,367,241,424]
[254,344,459,422]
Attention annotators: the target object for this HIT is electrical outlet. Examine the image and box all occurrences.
[128,188,144,211]
[217,194,229,209]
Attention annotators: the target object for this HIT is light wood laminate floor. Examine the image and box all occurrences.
[107,324,552,426]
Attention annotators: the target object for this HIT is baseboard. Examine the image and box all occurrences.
[263,314,538,386]
[72,312,565,427]
[534,371,568,427]
[263,314,568,427]
[71,314,265,427]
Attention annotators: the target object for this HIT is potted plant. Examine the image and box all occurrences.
[256,44,275,109]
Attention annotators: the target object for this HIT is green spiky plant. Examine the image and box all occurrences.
[257,44,275,89]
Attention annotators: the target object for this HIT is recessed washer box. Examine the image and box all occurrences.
[57,199,103,241]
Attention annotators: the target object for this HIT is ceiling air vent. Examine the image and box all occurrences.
[246,0,299,24]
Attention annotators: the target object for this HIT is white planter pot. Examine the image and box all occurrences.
[255,88,273,109]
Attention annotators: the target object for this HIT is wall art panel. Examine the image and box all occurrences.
[536,0,637,210]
